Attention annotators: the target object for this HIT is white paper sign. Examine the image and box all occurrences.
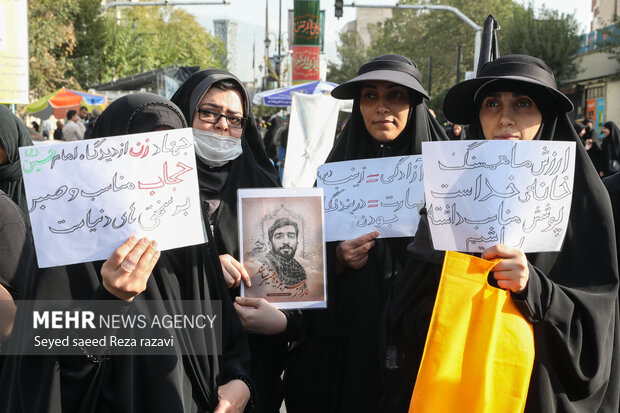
[317,155,424,242]
[422,140,576,253]
[20,128,206,268]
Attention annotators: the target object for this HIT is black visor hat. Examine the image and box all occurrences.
[443,54,573,125]
[331,54,429,100]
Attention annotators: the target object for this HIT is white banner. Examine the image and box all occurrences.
[282,93,339,188]
[20,128,206,267]
[317,155,424,242]
[422,140,576,253]
[0,0,29,104]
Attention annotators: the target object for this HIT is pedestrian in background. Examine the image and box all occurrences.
[62,110,85,141]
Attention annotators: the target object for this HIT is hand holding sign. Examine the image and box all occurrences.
[101,236,161,301]
[482,245,530,293]
[335,231,380,271]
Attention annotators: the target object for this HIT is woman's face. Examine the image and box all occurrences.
[359,80,410,143]
[192,88,244,139]
[603,127,611,137]
[479,91,542,140]
[0,144,6,165]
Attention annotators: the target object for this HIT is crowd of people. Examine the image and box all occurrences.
[28,105,101,141]
[0,32,620,413]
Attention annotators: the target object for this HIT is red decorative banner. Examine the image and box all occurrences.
[292,46,320,83]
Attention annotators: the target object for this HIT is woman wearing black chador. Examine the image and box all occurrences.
[284,54,447,413]
[382,54,620,413]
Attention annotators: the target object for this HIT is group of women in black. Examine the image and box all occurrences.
[0,31,619,413]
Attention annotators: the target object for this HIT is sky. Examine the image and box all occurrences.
[181,0,593,83]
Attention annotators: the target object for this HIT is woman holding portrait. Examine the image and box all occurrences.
[284,54,447,412]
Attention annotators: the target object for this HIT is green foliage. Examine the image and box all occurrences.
[87,7,226,85]
[327,31,368,84]
[500,6,581,84]
[367,0,520,117]
[69,0,107,86]
[28,2,226,99]
[28,0,81,97]
[328,0,582,118]
[253,104,281,118]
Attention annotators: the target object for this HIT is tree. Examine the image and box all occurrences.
[500,6,582,85]
[28,0,81,98]
[367,0,520,120]
[69,0,108,87]
[27,2,226,99]
[92,7,226,84]
[328,0,582,121]
[327,30,368,84]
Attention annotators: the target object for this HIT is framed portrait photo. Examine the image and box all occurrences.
[238,188,326,309]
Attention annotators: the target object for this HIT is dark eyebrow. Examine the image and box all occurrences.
[361,83,406,90]
[199,102,243,116]
[484,92,528,98]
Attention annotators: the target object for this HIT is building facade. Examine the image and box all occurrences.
[214,19,239,75]
[342,7,392,48]
[564,0,619,130]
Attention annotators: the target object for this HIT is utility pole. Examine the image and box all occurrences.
[456,44,461,83]
[428,56,432,97]
[265,0,269,90]
[278,0,282,87]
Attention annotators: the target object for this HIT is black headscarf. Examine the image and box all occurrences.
[262,116,285,166]
[89,93,186,139]
[383,54,620,412]
[171,69,280,259]
[574,121,605,172]
[603,121,620,175]
[0,105,34,221]
[0,93,252,413]
[573,122,585,141]
[285,54,448,413]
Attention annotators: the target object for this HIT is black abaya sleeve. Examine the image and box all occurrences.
[214,261,252,385]
[0,192,35,299]
[511,261,620,411]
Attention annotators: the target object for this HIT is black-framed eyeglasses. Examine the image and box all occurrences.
[195,108,246,129]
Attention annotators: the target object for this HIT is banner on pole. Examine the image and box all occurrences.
[0,0,29,104]
[293,0,320,83]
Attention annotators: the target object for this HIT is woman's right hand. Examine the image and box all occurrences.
[335,231,380,271]
[219,254,251,289]
[101,236,160,301]
[0,284,15,341]
[233,297,287,335]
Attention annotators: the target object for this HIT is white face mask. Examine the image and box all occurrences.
[192,128,243,167]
